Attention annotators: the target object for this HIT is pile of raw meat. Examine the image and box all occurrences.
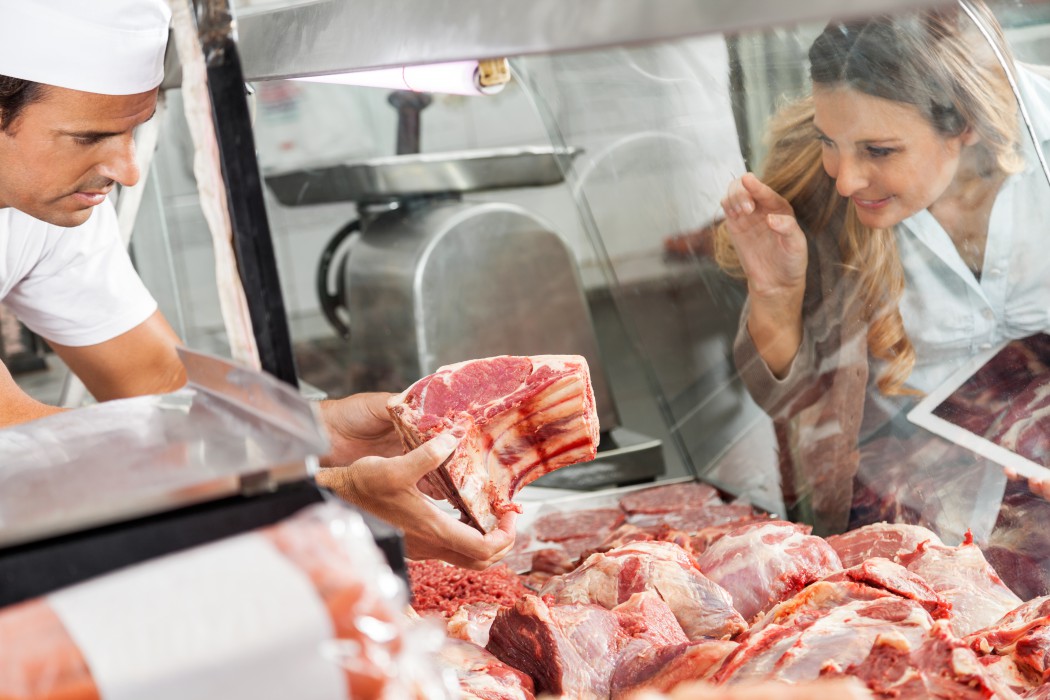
[413,481,1050,699]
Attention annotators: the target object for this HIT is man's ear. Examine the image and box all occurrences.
[961,126,981,146]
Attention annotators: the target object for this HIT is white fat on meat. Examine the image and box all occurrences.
[388,355,599,533]
[539,540,746,641]
[696,521,842,622]
[900,537,1022,637]
[717,597,935,685]
[826,522,943,568]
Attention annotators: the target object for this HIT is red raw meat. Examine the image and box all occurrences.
[408,560,529,618]
[627,502,759,532]
[826,522,943,568]
[438,638,536,700]
[388,355,600,532]
[447,602,501,647]
[539,540,746,640]
[484,595,630,697]
[695,520,842,621]
[716,597,935,684]
[822,557,951,619]
[830,620,1024,699]
[619,482,723,515]
[610,638,737,699]
[967,595,1050,685]
[900,534,1022,637]
[613,591,690,648]
[485,592,689,698]
[529,548,577,576]
[748,579,895,635]
[533,507,625,542]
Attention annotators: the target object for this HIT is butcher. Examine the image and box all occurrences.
[0,0,513,569]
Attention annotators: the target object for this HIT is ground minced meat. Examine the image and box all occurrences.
[408,560,529,617]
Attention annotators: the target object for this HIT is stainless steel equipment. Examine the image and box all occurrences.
[265,145,665,488]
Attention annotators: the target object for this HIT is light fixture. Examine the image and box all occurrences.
[294,58,510,96]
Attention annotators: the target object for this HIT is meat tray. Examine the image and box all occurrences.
[516,476,717,532]
[510,476,747,572]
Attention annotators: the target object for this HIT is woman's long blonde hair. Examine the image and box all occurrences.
[715,2,1023,395]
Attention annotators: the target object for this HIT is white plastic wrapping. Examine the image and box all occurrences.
[0,503,451,700]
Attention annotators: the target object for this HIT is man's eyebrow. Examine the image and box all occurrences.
[58,108,158,139]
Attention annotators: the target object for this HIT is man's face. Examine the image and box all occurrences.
[0,85,158,227]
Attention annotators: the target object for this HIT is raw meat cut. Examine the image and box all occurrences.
[447,602,501,647]
[529,548,578,576]
[484,595,629,697]
[628,678,873,699]
[620,482,723,515]
[829,620,1024,699]
[485,592,690,698]
[716,597,934,684]
[610,639,738,699]
[534,507,625,542]
[388,355,600,532]
[826,522,943,568]
[438,638,536,700]
[613,591,691,647]
[822,558,951,619]
[900,535,1022,637]
[747,580,894,635]
[695,520,842,621]
[628,503,761,532]
[968,595,1050,685]
[539,540,747,640]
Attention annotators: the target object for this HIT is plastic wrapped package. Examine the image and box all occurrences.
[0,503,451,700]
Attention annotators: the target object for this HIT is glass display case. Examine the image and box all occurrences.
[9,1,1050,697]
[112,0,1050,591]
[8,0,1050,604]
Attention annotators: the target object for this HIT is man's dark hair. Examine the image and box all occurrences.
[0,75,46,132]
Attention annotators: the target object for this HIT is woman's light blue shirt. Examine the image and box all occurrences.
[890,65,1050,394]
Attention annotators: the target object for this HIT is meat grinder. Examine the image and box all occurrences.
[264,110,663,490]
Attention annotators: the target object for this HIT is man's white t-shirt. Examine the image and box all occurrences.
[0,199,157,347]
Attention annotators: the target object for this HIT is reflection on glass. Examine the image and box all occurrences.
[132,0,1050,597]
[516,0,1050,596]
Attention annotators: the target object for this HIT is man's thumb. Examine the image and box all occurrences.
[412,432,461,476]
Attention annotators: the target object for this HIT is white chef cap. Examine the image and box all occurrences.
[0,0,172,95]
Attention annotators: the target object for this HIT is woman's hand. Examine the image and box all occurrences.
[721,173,808,301]
[721,173,809,377]
[315,433,516,570]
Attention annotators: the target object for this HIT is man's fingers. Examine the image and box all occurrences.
[399,433,461,484]
[421,507,515,565]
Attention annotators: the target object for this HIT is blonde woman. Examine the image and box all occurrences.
[715,2,1049,532]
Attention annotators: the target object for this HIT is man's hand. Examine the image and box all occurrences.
[315,433,516,569]
[318,392,405,467]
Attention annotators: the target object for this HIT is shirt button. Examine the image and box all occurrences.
[989,268,1002,277]
[979,343,992,350]
[982,309,994,320]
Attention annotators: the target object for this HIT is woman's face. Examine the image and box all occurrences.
[813,85,972,229]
